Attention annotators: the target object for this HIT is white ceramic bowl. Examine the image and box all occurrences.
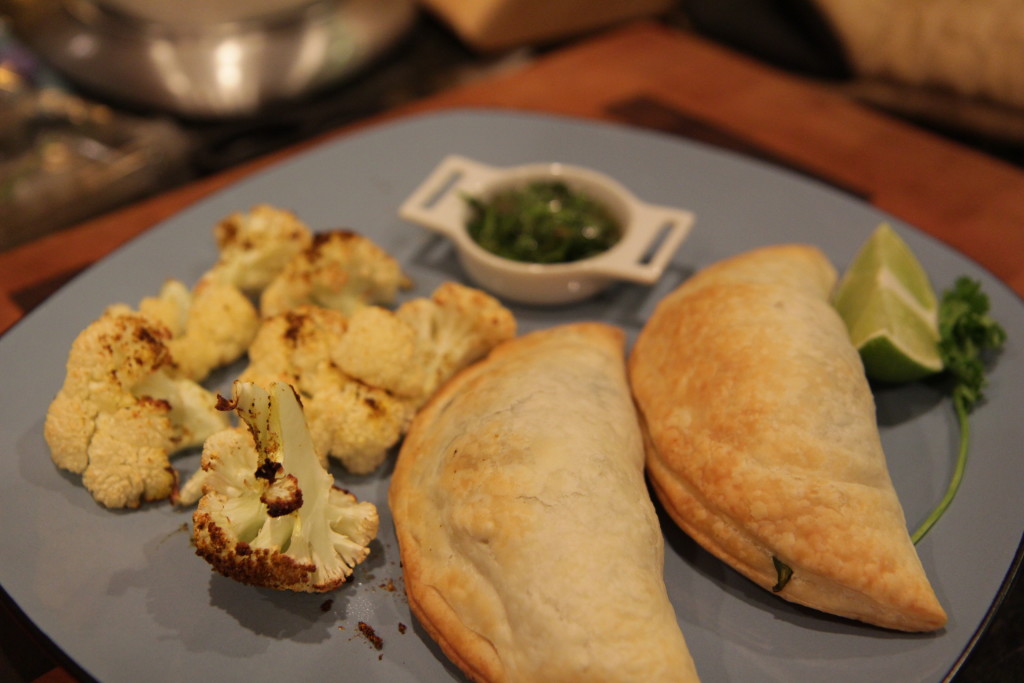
[399,154,696,305]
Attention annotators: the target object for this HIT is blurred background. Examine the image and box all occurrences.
[2,0,1023,253]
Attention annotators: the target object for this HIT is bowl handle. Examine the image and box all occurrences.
[398,155,501,238]
[593,203,695,284]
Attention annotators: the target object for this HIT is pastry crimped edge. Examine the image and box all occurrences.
[390,322,700,682]
[630,244,948,633]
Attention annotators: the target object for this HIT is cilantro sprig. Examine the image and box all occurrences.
[911,277,1007,543]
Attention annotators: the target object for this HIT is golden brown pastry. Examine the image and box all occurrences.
[629,244,947,632]
[390,323,700,682]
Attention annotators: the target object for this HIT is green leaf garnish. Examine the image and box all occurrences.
[771,556,793,592]
[911,276,1006,543]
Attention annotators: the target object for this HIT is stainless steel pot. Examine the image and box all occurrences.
[13,0,417,118]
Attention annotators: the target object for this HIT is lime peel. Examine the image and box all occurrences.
[833,223,942,383]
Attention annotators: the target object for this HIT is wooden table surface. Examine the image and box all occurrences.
[2,20,1021,681]
[3,20,1024,336]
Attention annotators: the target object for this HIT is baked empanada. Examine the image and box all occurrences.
[390,322,700,682]
[629,244,947,632]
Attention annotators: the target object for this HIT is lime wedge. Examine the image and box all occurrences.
[834,223,943,383]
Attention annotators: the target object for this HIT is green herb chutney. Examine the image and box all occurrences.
[465,181,622,264]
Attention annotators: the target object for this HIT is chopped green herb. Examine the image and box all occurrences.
[771,556,793,592]
[464,181,622,264]
[911,276,1007,543]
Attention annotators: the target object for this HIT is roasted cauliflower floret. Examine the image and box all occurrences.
[136,278,191,334]
[236,283,515,474]
[191,381,379,592]
[237,305,414,474]
[303,380,414,476]
[260,229,411,317]
[366,282,520,401]
[239,304,349,400]
[44,309,229,508]
[332,306,420,398]
[203,204,313,294]
[137,278,259,381]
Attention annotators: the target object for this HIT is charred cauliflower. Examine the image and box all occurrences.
[236,282,516,474]
[137,278,259,381]
[44,308,229,508]
[260,229,411,317]
[191,380,379,592]
[202,204,314,294]
[234,305,412,475]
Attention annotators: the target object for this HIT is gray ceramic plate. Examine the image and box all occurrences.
[2,110,1022,682]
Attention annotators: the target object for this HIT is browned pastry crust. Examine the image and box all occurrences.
[390,322,700,682]
[629,244,947,632]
